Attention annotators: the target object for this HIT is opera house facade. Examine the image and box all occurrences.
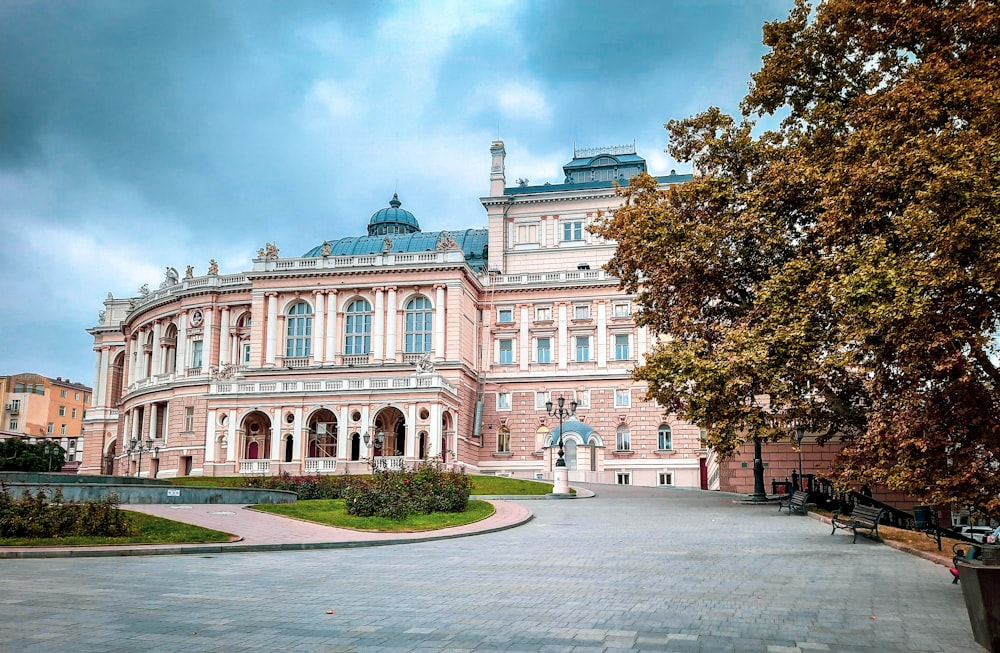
[81,141,715,489]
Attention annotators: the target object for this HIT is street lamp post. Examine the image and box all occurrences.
[363,430,385,474]
[794,424,806,490]
[129,436,155,478]
[152,446,161,478]
[749,437,768,502]
[545,395,577,495]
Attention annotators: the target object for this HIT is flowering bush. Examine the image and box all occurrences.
[243,472,350,499]
[343,462,471,519]
[0,484,135,538]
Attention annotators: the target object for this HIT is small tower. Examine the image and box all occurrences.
[489,140,506,197]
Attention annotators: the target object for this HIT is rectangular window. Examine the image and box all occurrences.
[617,428,631,451]
[613,303,630,318]
[60,424,66,435]
[535,391,550,409]
[191,340,204,368]
[535,306,551,322]
[659,472,674,486]
[615,389,631,407]
[84,394,90,404]
[243,343,252,364]
[562,221,583,241]
[8,419,17,430]
[575,336,591,362]
[75,392,80,400]
[536,337,551,363]
[47,422,54,434]
[574,390,590,408]
[497,428,511,453]
[516,224,537,244]
[498,339,513,365]
[71,408,78,418]
[497,392,511,410]
[60,390,67,398]
[574,305,590,320]
[615,334,630,361]
[658,425,673,450]
[58,406,66,416]
[498,308,513,323]
[68,439,77,451]
[616,472,631,485]
[9,399,19,411]
[184,406,195,432]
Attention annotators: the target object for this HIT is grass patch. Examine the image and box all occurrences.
[0,512,234,547]
[252,498,495,532]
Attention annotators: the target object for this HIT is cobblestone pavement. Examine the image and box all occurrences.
[0,484,978,653]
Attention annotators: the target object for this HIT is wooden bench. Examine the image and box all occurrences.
[831,504,885,543]
[778,490,810,515]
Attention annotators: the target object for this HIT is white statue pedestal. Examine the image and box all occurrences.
[553,465,570,495]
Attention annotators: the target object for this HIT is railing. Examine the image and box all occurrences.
[239,459,271,474]
[304,458,338,473]
[131,274,251,311]
[212,374,455,395]
[485,269,615,287]
[342,355,370,366]
[373,456,405,471]
[283,357,311,369]
[252,250,466,273]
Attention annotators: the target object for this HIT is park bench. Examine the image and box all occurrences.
[778,490,810,515]
[830,504,885,543]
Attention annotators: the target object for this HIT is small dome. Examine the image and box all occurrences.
[368,193,420,236]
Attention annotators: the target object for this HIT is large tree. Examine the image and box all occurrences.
[593,0,1000,513]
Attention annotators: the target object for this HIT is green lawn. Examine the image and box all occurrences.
[0,512,234,547]
[168,473,561,495]
[251,499,495,532]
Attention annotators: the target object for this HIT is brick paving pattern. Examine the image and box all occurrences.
[0,484,979,652]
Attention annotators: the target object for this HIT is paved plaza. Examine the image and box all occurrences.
[0,484,980,653]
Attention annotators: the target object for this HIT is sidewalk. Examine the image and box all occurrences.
[0,498,533,559]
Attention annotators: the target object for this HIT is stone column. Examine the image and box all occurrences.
[597,300,608,368]
[337,406,350,458]
[227,410,237,462]
[519,305,529,371]
[205,409,217,465]
[270,408,282,460]
[385,286,397,362]
[293,407,303,462]
[434,285,446,360]
[406,403,417,458]
[176,311,188,376]
[151,321,163,376]
[149,403,159,440]
[202,307,215,374]
[93,347,106,407]
[325,291,338,364]
[219,307,231,366]
[312,291,325,365]
[429,403,442,457]
[558,303,568,369]
[265,293,278,366]
[372,287,385,360]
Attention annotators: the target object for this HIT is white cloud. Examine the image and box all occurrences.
[498,82,552,123]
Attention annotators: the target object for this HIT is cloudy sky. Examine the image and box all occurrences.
[0,0,793,386]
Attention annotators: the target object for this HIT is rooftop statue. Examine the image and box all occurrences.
[208,259,219,275]
[185,265,194,279]
[161,266,179,288]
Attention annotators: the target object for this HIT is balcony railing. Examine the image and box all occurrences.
[212,374,455,396]
[239,459,271,474]
[373,456,405,472]
[304,458,338,473]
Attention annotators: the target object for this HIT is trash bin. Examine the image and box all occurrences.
[913,505,932,530]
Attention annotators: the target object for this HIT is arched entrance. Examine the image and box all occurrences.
[372,406,406,470]
[102,436,117,476]
[441,411,454,463]
[240,410,272,474]
[306,409,338,472]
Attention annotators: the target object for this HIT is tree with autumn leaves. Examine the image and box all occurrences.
[593,0,1000,514]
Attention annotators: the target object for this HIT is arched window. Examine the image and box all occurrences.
[404,296,433,353]
[658,424,672,450]
[616,425,630,451]
[285,302,313,358]
[497,427,511,453]
[345,299,372,355]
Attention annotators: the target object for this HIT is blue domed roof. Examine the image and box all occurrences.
[368,193,420,236]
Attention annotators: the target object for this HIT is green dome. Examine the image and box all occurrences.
[368,193,420,236]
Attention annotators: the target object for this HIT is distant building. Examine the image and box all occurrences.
[81,141,715,488]
[0,373,91,470]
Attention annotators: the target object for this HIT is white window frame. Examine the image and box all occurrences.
[497,308,514,324]
[659,472,674,487]
[184,406,195,432]
[574,304,591,320]
[613,303,630,318]
[658,424,673,451]
[534,391,550,410]
[536,337,552,364]
[498,338,514,365]
[614,334,630,361]
[535,306,552,322]
[575,335,591,362]
[497,392,512,411]
[8,419,17,430]
[615,389,631,407]
[562,220,584,241]
[573,389,590,409]
[616,425,631,451]
[191,340,204,368]
[616,472,631,485]
[58,405,66,417]
[497,427,511,453]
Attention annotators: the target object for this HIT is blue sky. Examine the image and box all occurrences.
[0,0,793,386]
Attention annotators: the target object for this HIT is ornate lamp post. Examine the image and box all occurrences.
[129,436,155,478]
[363,430,385,474]
[545,395,577,495]
[794,424,806,489]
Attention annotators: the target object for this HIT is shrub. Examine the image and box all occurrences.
[243,472,350,499]
[0,483,135,539]
[343,462,471,519]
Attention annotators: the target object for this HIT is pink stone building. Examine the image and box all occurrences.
[81,141,713,488]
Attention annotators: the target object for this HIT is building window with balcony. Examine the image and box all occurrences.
[616,425,631,451]
[658,424,673,450]
[497,427,511,453]
[615,388,631,407]
[536,337,551,363]
[497,308,513,323]
[562,220,583,241]
[184,406,195,432]
[498,339,513,365]
[497,392,512,411]
[615,334,630,361]
[285,301,313,358]
[344,299,373,355]
[404,296,433,353]
[575,336,591,362]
